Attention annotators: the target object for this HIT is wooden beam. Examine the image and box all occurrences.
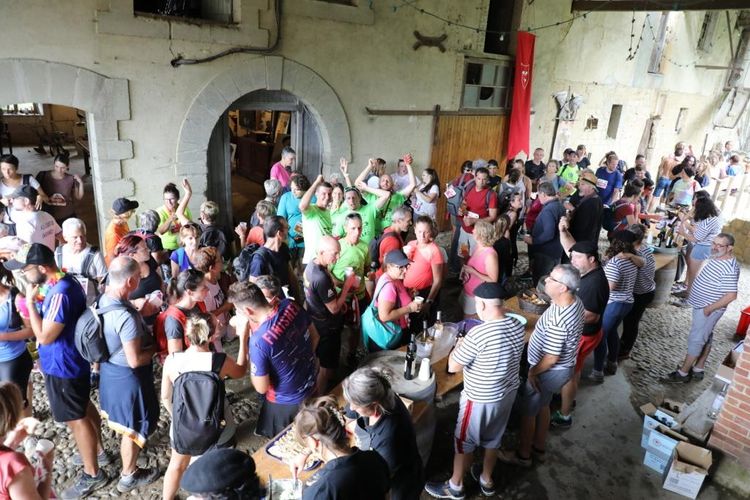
[365,107,509,117]
[572,1,750,11]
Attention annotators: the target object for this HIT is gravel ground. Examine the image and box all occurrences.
[29,231,748,498]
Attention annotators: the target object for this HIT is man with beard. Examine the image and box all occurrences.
[5,243,109,498]
[566,170,603,248]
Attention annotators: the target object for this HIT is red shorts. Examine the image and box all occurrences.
[575,329,603,373]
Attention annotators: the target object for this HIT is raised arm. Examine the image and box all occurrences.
[397,154,417,197]
[339,158,353,188]
[175,178,192,225]
[354,158,376,187]
[299,174,323,213]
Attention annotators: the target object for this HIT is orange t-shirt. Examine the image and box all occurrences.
[245,226,265,247]
[104,220,130,265]
[403,241,444,290]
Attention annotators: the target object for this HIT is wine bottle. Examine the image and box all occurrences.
[404,334,416,380]
[433,311,443,339]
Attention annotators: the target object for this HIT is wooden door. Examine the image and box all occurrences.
[429,114,508,230]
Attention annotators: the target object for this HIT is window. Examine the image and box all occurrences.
[0,103,43,116]
[697,12,718,53]
[607,105,623,139]
[134,0,234,24]
[461,59,513,110]
[484,0,514,55]
[648,12,670,75]
[675,107,688,134]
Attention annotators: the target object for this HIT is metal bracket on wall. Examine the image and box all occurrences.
[413,31,448,52]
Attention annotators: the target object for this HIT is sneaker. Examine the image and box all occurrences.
[496,449,532,468]
[671,282,687,292]
[60,470,109,499]
[469,463,495,497]
[670,297,689,307]
[691,369,705,381]
[604,360,618,376]
[550,410,572,429]
[424,480,465,499]
[672,289,688,298]
[71,449,112,467]
[663,370,691,384]
[586,370,604,384]
[117,467,160,493]
[617,350,631,361]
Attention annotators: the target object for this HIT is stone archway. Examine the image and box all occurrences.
[175,56,351,201]
[0,58,132,239]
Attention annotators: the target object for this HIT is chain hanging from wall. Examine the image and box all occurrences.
[625,12,699,68]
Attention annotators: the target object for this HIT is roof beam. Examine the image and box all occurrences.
[572,1,750,11]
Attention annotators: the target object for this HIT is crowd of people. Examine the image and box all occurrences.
[0,139,742,499]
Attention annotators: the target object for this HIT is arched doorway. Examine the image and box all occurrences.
[175,56,351,223]
[207,89,323,227]
[0,59,132,241]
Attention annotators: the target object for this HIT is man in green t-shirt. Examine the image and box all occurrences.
[299,175,333,265]
[558,150,581,196]
[333,187,389,244]
[330,212,369,365]
[354,155,417,233]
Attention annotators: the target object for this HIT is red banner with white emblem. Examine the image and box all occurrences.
[506,31,536,160]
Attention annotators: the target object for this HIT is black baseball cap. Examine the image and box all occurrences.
[112,197,139,216]
[10,185,38,205]
[570,240,599,257]
[3,243,56,271]
[180,448,257,494]
[474,282,512,300]
[384,249,410,266]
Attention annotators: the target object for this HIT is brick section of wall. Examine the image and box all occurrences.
[709,342,750,469]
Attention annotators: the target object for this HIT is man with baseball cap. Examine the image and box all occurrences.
[566,170,603,248]
[5,243,109,497]
[551,237,610,428]
[425,283,524,498]
[8,185,61,250]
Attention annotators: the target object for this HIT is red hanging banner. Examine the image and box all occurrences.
[506,31,536,161]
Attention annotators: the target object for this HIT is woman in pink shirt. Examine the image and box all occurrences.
[269,146,295,189]
[460,221,499,318]
[403,216,444,323]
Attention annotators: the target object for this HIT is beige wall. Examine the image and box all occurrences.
[0,0,741,222]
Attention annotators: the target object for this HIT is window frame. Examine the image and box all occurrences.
[460,57,514,111]
[0,103,44,116]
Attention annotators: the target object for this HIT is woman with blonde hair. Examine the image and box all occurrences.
[161,312,249,500]
[0,381,54,499]
[170,222,202,277]
[460,220,499,318]
[289,396,391,499]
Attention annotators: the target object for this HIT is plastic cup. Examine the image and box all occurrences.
[345,267,354,277]
[35,439,54,456]
[413,296,425,305]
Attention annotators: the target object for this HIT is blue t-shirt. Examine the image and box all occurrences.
[39,275,89,379]
[595,167,624,205]
[249,299,317,405]
[170,247,192,272]
[0,290,25,362]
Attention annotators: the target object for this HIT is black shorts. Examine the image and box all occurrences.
[0,349,33,407]
[313,318,343,370]
[44,374,91,423]
[255,399,300,438]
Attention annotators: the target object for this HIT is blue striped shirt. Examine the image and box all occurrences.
[688,257,740,309]
[527,298,584,370]
[634,247,656,295]
[604,256,638,304]
[452,317,525,403]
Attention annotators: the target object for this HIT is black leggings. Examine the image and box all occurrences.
[620,290,656,355]
[0,349,33,407]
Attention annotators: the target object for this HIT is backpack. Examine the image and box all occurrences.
[74,297,131,363]
[232,243,262,282]
[170,353,227,455]
[368,231,401,269]
[55,246,100,280]
[602,200,631,232]
[445,174,473,216]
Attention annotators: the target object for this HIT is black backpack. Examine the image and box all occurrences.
[368,231,401,269]
[74,298,131,363]
[232,243,261,282]
[171,353,227,456]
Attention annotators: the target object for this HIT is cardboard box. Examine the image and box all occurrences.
[662,442,713,499]
[643,425,688,473]
[717,340,744,383]
[640,402,682,449]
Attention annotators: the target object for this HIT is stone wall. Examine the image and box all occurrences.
[724,219,750,264]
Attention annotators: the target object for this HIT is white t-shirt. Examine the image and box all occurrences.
[12,210,60,250]
[392,172,410,192]
[59,244,107,304]
[412,183,439,218]
[1,177,42,223]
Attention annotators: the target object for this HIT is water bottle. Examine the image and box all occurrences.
[708,384,729,420]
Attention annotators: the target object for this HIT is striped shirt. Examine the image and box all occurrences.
[688,257,740,309]
[604,256,638,304]
[634,246,656,295]
[452,317,525,403]
[693,216,722,245]
[527,298,584,370]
